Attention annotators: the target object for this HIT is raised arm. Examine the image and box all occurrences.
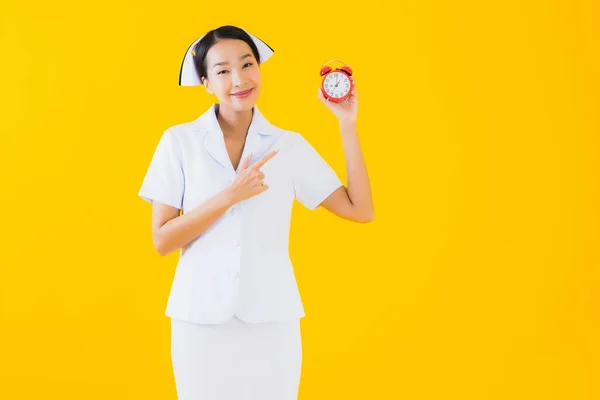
[320,120,374,223]
[317,78,374,223]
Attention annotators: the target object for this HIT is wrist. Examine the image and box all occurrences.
[221,186,238,208]
[338,118,357,128]
[339,118,357,134]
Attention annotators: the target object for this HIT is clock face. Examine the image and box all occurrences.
[323,71,351,99]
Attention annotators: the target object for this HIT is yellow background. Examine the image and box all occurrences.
[1,0,599,399]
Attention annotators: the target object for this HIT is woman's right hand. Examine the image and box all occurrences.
[226,149,279,204]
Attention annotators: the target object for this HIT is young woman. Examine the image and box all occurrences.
[138,25,373,400]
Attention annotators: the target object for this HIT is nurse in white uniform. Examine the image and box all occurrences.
[138,25,374,400]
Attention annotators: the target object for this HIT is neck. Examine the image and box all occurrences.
[216,104,254,139]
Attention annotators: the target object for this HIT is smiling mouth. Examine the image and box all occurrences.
[231,88,254,96]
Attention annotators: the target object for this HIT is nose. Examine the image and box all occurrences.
[231,69,243,87]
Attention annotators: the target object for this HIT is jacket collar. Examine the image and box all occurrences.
[192,104,281,173]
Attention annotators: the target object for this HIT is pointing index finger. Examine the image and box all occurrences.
[252,149,279,170]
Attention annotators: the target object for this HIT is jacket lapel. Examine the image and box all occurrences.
[239,106,282,168]
[197,104,233,172]
[199,104,282,173]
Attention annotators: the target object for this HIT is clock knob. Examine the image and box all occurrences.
[340,66,353,76]
[320,66,332,76]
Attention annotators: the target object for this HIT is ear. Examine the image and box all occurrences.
[201,77,213,94]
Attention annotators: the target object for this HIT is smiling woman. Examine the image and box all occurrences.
[193,32,263,113]
[138,24,373,400]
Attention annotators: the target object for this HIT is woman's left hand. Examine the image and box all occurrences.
[318,78,358,123]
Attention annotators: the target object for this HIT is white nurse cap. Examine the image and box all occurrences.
[178,26,275,86]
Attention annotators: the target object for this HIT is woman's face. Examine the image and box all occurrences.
[201,39,261,112]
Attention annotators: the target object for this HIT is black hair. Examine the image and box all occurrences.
[192,25,261,84]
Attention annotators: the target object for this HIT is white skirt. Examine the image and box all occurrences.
[170,315,302,400]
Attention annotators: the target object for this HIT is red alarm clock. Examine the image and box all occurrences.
[320,60,353,103]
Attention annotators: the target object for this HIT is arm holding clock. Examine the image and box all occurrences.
[317,76,374,223]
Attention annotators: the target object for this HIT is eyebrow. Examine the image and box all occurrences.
[212,54,254,68]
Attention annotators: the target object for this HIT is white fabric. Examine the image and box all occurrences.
[179,28,274,86]
[138,104,343,325]
[170,316,302,400]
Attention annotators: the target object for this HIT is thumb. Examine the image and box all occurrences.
[240,152,253,170]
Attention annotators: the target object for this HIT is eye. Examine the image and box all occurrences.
[217,70,229,75]
[243,62,253,68]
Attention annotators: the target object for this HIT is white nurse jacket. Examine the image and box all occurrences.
[138,104,343,324]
